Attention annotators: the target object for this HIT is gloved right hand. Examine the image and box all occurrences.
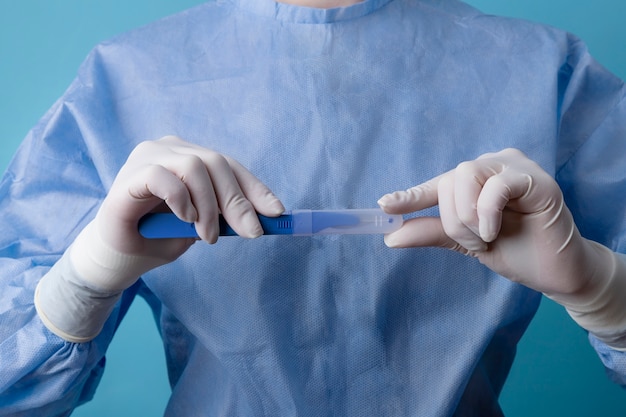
[35,136,285,342]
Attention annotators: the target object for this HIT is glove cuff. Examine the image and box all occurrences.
[548,241,626,351]
[34,219,157,343]
[34,250,122,343]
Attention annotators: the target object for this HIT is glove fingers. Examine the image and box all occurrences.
[156,137,276,240]
[476,169,532,242]
[451,156,533,243]
[124,163,198,223]
[137,152,221,243]
[452,160,500,239]
[199,152,264,239]
[384,216,474,255]
[438,173,488,252]
[226,156,285,216]
[377,175,442,214]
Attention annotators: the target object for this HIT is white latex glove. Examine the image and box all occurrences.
[35,136,285,342]
[378,148,626,349]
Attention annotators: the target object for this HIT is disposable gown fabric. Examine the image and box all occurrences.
[1,0,626,415]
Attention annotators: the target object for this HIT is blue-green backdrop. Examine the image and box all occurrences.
[1,1,625,415]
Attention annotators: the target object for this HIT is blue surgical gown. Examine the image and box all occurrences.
[1,0,626,415]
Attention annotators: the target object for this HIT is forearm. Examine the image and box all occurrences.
[547,242,626,350]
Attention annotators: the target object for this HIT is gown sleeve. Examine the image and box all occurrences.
[555,35,626,386]
[0,45,141,416]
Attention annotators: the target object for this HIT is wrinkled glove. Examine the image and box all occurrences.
[378,148,626,350]
[35,136,284,342]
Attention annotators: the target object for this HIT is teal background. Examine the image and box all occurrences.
[1,1,625,415]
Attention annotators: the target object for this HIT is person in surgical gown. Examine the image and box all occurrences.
[1,0,626,416]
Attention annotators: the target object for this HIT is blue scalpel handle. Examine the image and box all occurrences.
[138,209,402,238]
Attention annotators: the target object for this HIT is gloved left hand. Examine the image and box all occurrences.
[378,148,626,350]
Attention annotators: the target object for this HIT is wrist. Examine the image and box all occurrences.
[70,220,158,292]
